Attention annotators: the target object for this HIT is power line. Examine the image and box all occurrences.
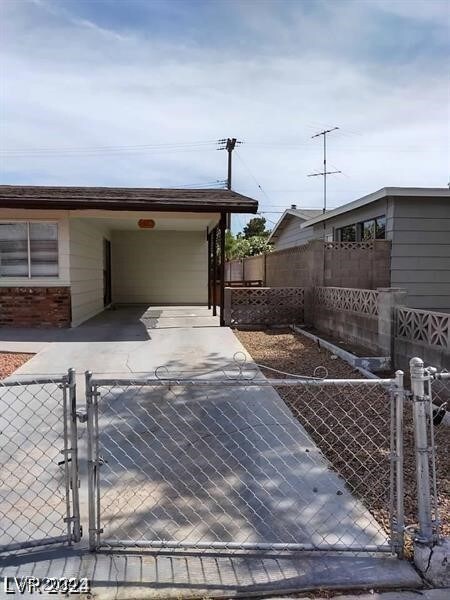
[234,150,272,205]
[0,140,218,157]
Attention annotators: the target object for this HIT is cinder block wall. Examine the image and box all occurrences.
[226,240,392,290]
[312,307,380,354]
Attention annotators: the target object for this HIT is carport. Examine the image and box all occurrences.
[0,186,258,328]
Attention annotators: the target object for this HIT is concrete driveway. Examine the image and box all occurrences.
[0,308,421,597]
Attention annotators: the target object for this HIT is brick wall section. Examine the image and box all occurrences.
[0,287,71,327]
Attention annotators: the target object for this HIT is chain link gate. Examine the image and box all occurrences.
[0,369,81,553]
[85,364,405,555]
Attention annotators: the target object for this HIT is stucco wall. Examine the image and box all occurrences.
[111,230,207,305]
[69,218,111,327]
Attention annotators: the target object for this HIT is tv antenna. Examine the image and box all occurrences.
[308,127,341,213]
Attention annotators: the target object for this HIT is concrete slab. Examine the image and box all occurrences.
[0,548,422,599]
[0,311,421,596]
[269,591,448,600]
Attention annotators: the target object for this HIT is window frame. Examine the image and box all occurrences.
[0,220,60,279]
[335,214,386,242]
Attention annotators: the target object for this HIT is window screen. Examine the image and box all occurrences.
[0,223,29,277]
[30,222,58,277]
[0,222,59,278]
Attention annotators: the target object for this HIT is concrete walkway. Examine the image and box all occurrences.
[0,309,422,597]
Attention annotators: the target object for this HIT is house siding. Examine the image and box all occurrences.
[273,216,316,250]
[69,218,111,326]
[390,198,450,312]
[309,198,392,240]
[111,230,207,305]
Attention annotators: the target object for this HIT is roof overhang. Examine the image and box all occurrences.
[0,185,259,214]
[301,187,450,229]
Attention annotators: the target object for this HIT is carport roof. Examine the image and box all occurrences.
[0,185,258,213]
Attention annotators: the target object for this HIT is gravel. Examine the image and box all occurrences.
[236,328,449,555]
[0,352,33,380]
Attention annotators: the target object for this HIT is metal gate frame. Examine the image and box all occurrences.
[86,368,405,556]
[0,369,81,553]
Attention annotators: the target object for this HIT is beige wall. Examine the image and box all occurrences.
[111,230,208,305]
[69,218,111,327]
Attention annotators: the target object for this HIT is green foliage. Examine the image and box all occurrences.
[225,231,272,259]
[242,217,270,239]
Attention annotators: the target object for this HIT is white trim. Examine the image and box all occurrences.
[300,187,450,229]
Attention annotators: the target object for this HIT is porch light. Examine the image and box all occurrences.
[138,219,155,229]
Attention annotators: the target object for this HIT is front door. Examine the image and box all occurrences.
[103,239,112,307]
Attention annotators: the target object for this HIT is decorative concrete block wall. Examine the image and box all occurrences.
[312,286,407,357]
[395,306,450,370]
[224,287,304,327]
[0,287,71,327]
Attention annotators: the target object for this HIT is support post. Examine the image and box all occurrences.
[394,369,405,556]
[68,368,81,543]
[85,371,97,551]
[220,213,226,326]
[410,357,433,544]
[212,227,217,316]
[207,232,211,310]
[377,287,408,360]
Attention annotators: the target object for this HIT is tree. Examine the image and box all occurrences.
[225,231,272,259]
[242,217,270,239]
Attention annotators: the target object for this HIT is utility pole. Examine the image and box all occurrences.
[218,137,242,228]
[308,127,341,213]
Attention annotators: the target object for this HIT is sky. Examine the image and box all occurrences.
[1,0,449,232]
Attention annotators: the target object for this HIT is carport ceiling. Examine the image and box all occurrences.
[76,212,220,231]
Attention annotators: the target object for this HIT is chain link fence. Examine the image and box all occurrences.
[0,371,80,553]
[424,367,450,542]
[86,367,405,555]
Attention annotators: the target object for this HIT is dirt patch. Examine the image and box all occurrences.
[236,328,450,555]
[0,352,34,379]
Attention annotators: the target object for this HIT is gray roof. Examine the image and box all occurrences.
[0,185,258,214]
[301,187,450,228]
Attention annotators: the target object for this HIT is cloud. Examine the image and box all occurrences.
[1,0,449,230]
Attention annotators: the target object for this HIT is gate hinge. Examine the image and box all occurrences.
[64,516,78,524]
[89,527,104,534]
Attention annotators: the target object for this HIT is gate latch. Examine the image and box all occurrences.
[76,411,88,423]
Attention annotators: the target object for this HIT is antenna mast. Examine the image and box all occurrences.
[308,127,341,213]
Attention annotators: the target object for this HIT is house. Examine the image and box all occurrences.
[267,205,322,250]
[269,187,450,312]
[0,185,258,327]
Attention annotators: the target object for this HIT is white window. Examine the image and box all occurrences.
[0,222,59,278]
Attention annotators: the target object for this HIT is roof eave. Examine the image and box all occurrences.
[300,187,450,229]
[0,199,258,214]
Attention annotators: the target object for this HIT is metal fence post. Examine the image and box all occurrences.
[85,371,97,551]
[393,369,405,556]
[410,357,433,544]
[68,368,81,543]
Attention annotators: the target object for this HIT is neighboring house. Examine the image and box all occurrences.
[0,186,258,327]
[271,187,450,312]
[268,205,322,249]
